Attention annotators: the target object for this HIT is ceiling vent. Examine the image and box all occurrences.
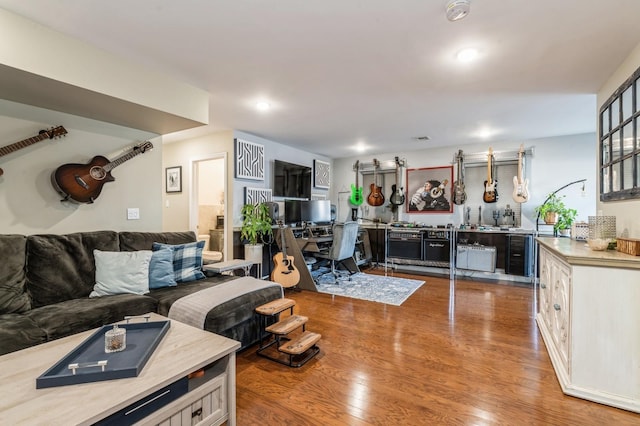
[446,0,471,22]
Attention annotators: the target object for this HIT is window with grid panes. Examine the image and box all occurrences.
[599,66,640,201]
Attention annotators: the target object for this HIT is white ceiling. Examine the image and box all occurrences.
[2,0,640,158]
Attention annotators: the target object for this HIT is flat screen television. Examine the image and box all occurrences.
[301,200,331,224]
[284,200,302,225]
[273,160,311,199]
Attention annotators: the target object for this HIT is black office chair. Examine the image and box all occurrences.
[315,221,359,283]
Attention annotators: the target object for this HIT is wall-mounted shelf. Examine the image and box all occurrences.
[460,147,534,168]
[355,158,406,175]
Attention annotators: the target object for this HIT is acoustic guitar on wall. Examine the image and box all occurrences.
[482,147,498,203]
[271,221,300,288]
[367,158,385,206]
[0,126,67,177]
[51,141,153,204]
[512,144,529,203]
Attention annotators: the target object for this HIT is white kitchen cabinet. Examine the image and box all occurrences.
[536,238,640,414]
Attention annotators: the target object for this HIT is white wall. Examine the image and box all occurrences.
[597,41,640,239]
[331,134,597,230]
[231,131,332,228]
[0,102,162,234]
[162,130,233,235]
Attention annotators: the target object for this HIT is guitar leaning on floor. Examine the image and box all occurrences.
[0,126,67,177]
[452,150,467,205]
[271,221,300,288]
[51,141,153,203]
[512,144,529,203]
[482,147,498,203]
[389,156,405,206]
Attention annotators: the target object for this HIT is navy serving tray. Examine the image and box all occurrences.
[36,320,171,389]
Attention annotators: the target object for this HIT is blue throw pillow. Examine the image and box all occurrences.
[152,241,205,283]
[149,248,177,289]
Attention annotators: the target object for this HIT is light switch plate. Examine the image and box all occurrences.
[127,208,140,220]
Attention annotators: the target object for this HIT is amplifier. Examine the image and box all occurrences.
[456,245,496,272]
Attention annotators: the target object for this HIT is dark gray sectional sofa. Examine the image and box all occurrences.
[0,230,282,356]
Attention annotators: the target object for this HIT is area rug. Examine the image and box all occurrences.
[314,272,425,306]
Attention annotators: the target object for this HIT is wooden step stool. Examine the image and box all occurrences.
[255,298,321,367]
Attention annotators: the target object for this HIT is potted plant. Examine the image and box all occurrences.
[240,203,273,263]
[534,193,565,225]
[534,193,578,235]
[555,206,577,235]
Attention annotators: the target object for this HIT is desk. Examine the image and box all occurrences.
[296,236,333,253]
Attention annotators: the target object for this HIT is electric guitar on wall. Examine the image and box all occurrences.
[367,158,385,206]
[482,147,498,203]
[51,141,153,204]
[271,221,300,288]
[0,126,67,177]
[512,144,529,203]
[349,160,364,206]
[452,150,467,205]
[389,156,405,206]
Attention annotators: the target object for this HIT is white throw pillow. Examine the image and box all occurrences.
[90,250,153,298]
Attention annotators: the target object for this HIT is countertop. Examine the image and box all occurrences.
[537,237,640,270]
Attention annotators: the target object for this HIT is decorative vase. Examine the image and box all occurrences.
[544,211,558,224]
[558,228,570,237]
[244,244,263,264]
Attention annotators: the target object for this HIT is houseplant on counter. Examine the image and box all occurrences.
[240,203,274,263]
[534,193,565,225]
[534,193,577,236]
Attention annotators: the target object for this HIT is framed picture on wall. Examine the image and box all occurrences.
[166,166,182,193]
[313,159,330,189]
[406,166,453,213]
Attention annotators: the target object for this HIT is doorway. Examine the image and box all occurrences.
[191,154,227,260]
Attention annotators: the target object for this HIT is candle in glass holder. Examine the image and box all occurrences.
[104,324,126,353]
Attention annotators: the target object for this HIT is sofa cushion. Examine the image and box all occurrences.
[0,314,47,356]
[25,231,120,308]
[90,250,152,297]
[118,231,196,251]
[0,235,31,314]
[153,241,206,283]
[25,294,158,342]
[149,248,177,289]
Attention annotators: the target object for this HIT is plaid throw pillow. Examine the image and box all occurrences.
[152,241,205,283]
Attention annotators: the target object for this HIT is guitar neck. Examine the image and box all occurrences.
[103,147,146,172]
[0,133,50,158]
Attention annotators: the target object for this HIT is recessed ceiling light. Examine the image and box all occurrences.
[256,101,270,111]
[456,48,478,63]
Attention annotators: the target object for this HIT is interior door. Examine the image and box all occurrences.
[191,155,227,258]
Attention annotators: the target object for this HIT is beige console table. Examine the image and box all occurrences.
[0,313,240,425]
[536,237,640,413]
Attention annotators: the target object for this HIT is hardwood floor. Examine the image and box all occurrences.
[235,269,639,425]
